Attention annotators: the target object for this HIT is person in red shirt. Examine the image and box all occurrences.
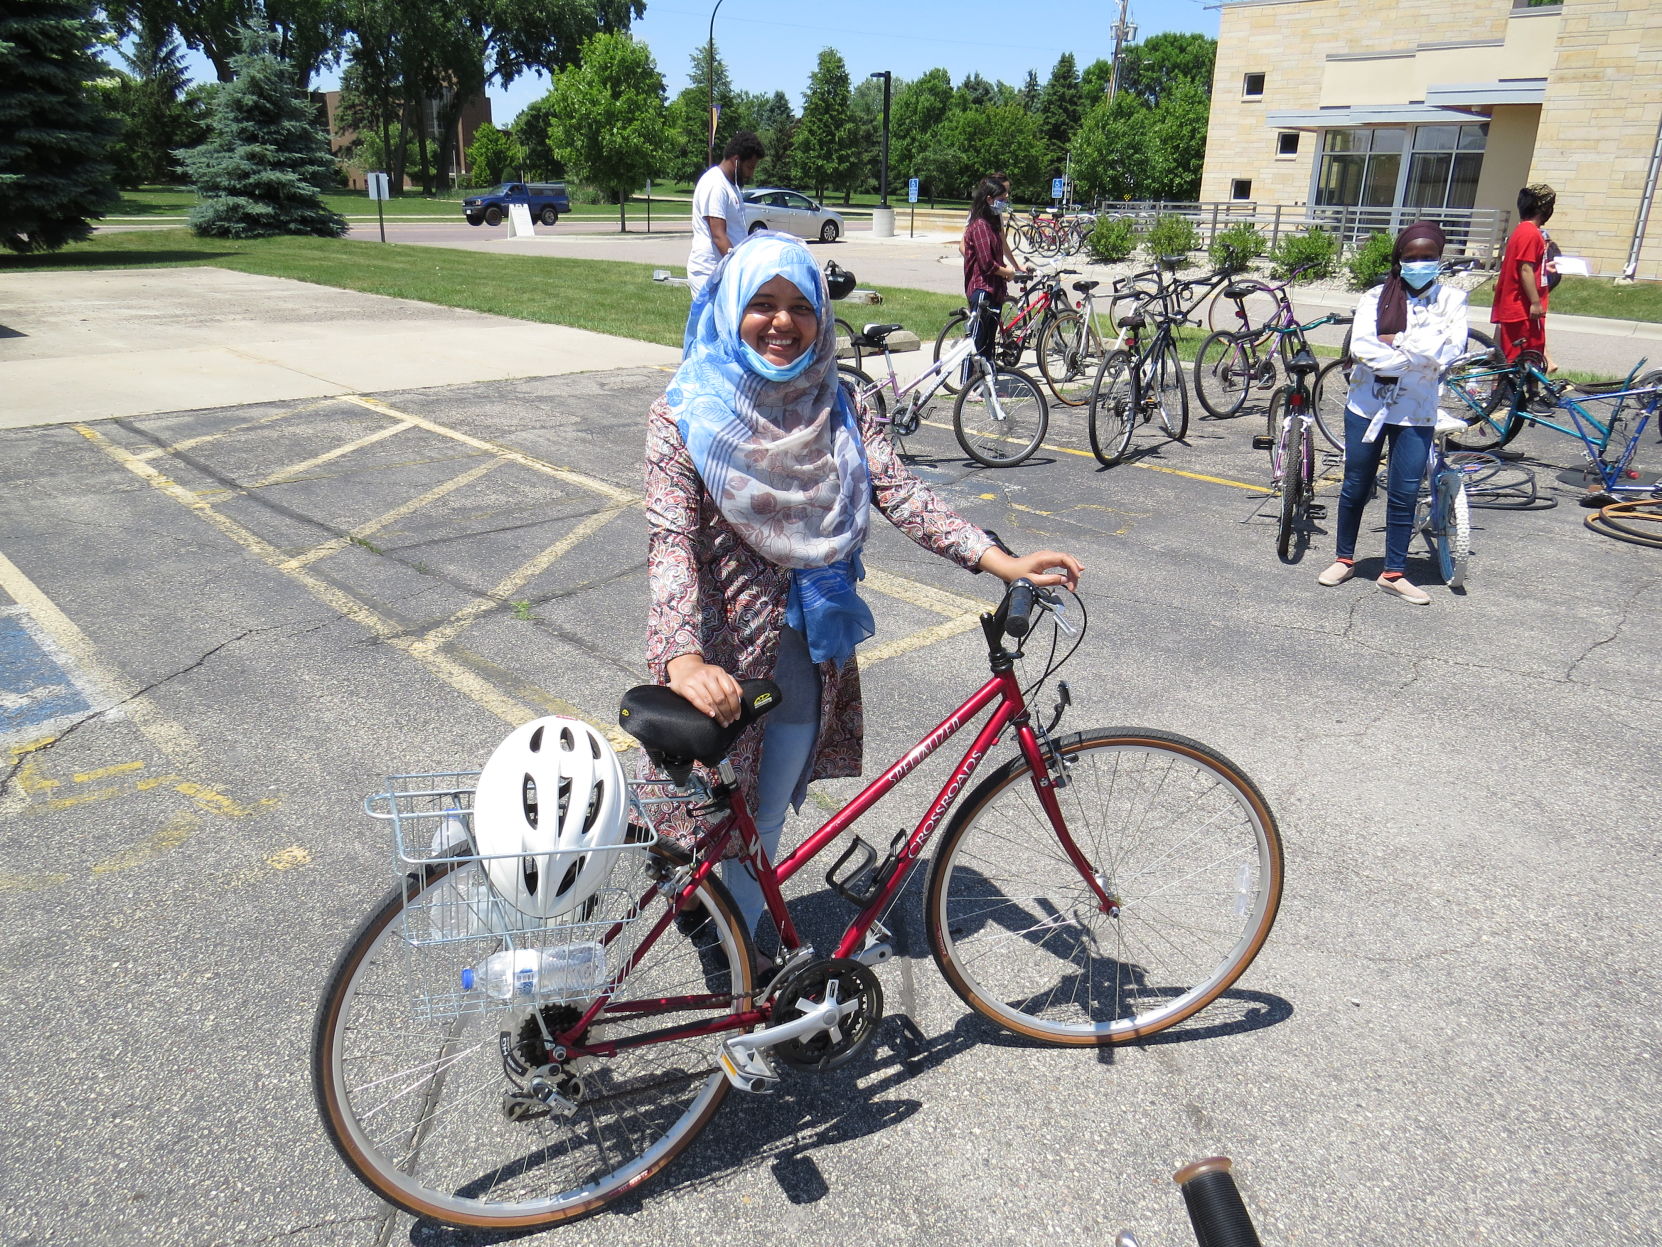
[1491,184,1557,371]
[962,177,1028,365]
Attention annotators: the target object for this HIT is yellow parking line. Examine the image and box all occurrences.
[282,458,502,569]
[131,402,324,461]
[863,566,994,619]
[418,506,629,650]
[74,421,633,752]
[341,395,637,506]
[250,420,414,489]
[858,611,985,668]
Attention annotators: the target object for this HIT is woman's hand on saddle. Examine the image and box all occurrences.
[976,546,1083,591]
[666,654,744,727]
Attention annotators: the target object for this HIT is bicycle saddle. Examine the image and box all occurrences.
[1072,280,1100,293]
[1157,254,1186,270]
[1119,313,1147,331]
[1223,282,1259,300]
[1287,348,1320,376]
[861,323,905,342]
[618,679,781,783]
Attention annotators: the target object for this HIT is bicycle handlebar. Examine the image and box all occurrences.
[1174,1157,1262,1247]
[1003,579,1036,638]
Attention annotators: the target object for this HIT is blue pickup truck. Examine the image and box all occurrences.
[462,182,570,227]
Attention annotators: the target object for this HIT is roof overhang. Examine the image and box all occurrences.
[1425,78,1547,107]
[1266,103,1489,131]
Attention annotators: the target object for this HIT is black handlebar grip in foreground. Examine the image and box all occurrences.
[1004,579,1035,639]
[1174,1157,1261,1247]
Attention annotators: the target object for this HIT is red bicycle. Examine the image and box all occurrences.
[314,571,1285,1230]
[932,268,1081,393]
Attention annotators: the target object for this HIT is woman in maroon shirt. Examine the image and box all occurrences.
[962,177,1028,364]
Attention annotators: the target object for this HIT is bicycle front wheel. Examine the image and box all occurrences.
[1150,339,1190,442]
[953,366,1049,467]
[1434,469,1471,588]
[1311,359,1349,451]
[834,317,863,368]
[314,842,754,1230]
[1038,311,1101,407]
[1087,349,1137,466]
[1277,421,1308,562]
[925,729,1283,1045]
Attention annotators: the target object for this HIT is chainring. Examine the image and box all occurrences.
[770,957,883,1072]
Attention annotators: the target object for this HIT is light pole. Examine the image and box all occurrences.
[706,0,726,171]
[869,70,891,209]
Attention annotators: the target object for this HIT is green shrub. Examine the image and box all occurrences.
[1087,214,1136,263]
[1143,213,1199,265]
[1347,231,1395,290]
[1269,227,1339,280]
[566,184,610,205]
[1208,222,1267,274]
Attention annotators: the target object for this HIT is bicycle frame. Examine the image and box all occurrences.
[563,641,1103,1057]
[867,323,985,411]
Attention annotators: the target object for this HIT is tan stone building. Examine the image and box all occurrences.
[1200,0,1662,278]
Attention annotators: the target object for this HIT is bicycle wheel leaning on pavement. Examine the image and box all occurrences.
[1087,349,1138,467]
[952,366,1049,467]
[312,840,755,1231]
[1038,310,1106,407]
[926,728,1283,1045]
[1194,331,1255,419]
[1310,358,1349,451]
[932,309,972,395]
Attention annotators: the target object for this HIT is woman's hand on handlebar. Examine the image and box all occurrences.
[665,654,744,726]
[977,546,1083,591]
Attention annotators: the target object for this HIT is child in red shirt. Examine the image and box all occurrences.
[1491,184,1556,370]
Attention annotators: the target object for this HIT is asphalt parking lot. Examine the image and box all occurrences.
[2,288,1660,1245]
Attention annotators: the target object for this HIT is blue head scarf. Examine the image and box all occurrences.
[666,232,874,667]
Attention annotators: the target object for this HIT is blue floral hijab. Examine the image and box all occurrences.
[666,232,874,667]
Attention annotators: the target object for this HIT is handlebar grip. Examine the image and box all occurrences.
[1004,579,1036,639]
[1332,314,1354,326]
[1174,1158,1262,1247]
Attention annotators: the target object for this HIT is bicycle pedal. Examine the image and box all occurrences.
[1307,504,1328,519]
[1250,434,1274,451]
[717,1038,780,1093]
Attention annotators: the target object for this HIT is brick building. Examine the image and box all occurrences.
[1199,0,1662,278]
[316,90,494,192]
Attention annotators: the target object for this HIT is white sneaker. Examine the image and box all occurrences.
[1317,561,1355,587]
[1376,575,1431,605]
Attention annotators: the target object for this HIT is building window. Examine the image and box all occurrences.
[1404,123,1488,211]
[1242,72,1265,99]
[1315,128,1405,208]
[1277,131,1300,158]
[1231,179,1253,201]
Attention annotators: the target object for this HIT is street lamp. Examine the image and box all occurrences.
[707,0,727,171]
[869,70,891,209]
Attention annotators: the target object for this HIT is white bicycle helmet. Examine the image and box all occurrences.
[472,716,629,922]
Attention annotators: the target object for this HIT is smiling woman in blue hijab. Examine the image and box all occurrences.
[643,232,1082,955]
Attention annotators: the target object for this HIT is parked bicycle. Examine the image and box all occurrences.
[838,306,1050,468]
[1086,301,1191,467]
[1195,313,1353,440]
[931,267,1077,394]
[1037,276,1114,406]
[1415,415,1474,588]
[1251,344,1327,561]
[313,574,1284,1230]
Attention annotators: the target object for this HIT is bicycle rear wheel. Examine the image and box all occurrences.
[1087,349,1137,466]
[1149,339,1190,442]
[1277,422,1308,562]
[314,842,753,1230]
[1037,311,1103,407]
[1311,359,1349,451]
[953,366,1049,467]
[925,729,1283,1045]
[1193,331,1254,419]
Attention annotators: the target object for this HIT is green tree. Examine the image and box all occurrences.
[931,103,1043,203]
[751,89,795,187]
[953,72,994,111]
[794,47,858,202]
[463,124,522,186]
[106,0,346,87]
[545,31,664,230]
[890,67,951,189]
[179,21,346,238]
[1119,33,1216,107]
[510,93,563,179]
[1037,52,1082,178]
[109,13,198,185]
[1144,78,1209,200]
[0,0,120,254]
[1080,57,1113,102]
[1071,93,1148,202]
[1019,69,1041,113]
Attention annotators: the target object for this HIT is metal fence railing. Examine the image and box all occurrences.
[1089,200,1512,267]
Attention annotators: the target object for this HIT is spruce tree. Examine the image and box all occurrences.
[114,13,195,185]
[795,48,856,203]
[179,21,346,238]
[0,0,121,255]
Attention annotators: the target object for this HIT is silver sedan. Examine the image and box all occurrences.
[741,188,845,243]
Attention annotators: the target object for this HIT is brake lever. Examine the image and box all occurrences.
[1035,587,1077,636]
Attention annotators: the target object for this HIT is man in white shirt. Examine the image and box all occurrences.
[687,132,765,296]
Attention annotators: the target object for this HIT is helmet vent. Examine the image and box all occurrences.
[528,725,544,753]
[521,774,538,827]
[559,725,576,751]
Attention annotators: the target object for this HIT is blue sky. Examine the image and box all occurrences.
[151,0,1217,127]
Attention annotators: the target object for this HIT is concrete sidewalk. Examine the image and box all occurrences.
[0,267,680,429]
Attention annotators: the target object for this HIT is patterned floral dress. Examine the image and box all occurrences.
[642,394,993,852]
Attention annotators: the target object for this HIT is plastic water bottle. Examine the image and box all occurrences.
[461,943,607,1002]
[431,864,496,940]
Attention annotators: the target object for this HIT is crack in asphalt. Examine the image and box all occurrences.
[1563,574,1660,686]
[206,1212,383,1246]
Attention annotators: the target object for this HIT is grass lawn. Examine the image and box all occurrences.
[0,227,965,350]
[1464,274,1662,324]
[114,185,469,219]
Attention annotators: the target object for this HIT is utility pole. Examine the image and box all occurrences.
[870,71,892,208]
[706,0,726,170]
[1107,0,1136,103]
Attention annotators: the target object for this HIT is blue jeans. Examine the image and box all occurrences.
[722,627,821,937]
[1335,410,1433,574]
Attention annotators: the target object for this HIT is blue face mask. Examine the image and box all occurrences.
[740,341,816,382]
[1399,260,1440,291]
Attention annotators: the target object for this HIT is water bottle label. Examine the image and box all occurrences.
[514,966,536,996]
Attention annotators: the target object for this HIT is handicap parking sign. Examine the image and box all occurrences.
[908,178,919,204]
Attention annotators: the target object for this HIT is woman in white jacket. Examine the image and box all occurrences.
[1317,221,1468,605]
